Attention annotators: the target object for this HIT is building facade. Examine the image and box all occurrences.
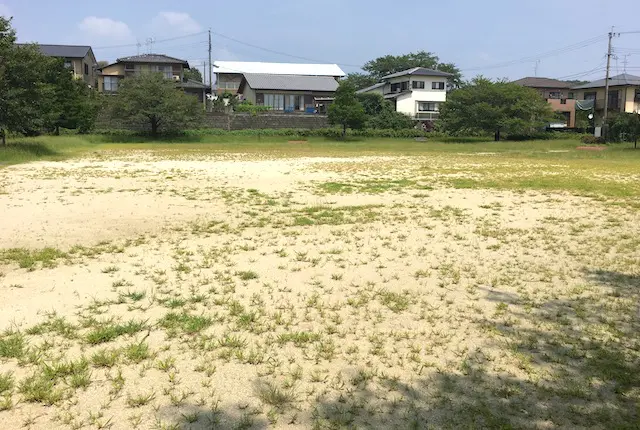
[214,61,346,97]
[97,54,189,93]
[29,44,97,88]
[357,68,451,120]
[512,77,577,127]
[571,74,640,125]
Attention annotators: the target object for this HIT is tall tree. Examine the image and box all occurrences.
[439,77,554,141]
[363,51,462,88]
[183,68,203,83]
[41,59,101,134]
[608,112,640,148]
[97,60,110,69]
[342,72,377,91]
[328,81,367,137]
[0,17,48,145]
[107,73,202,136]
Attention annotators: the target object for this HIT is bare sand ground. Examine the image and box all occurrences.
[0,150,638,429]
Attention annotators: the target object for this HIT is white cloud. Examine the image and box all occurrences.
[0,3,12,17]
[152,12,202,35]
[78,16,134,43]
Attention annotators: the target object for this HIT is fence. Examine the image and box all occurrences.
[95,112,329,132]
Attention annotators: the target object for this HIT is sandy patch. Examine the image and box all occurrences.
[0,150,638,429]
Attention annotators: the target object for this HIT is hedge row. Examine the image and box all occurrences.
[93,127,589,141]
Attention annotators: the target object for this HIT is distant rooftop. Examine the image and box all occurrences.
[214,61,346,77]
[381,67,452,80]
[512,77,572,89]
[19,44,93,59]
[241,73,339,92]
[572,73,640,89]
[117,54,189,67]
[356,82,385,94]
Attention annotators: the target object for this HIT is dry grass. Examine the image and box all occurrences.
[0,138,638,429]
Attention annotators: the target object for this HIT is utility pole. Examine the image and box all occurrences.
[603,29,614,141]
[534,59,540,77]
[208,29,213,111]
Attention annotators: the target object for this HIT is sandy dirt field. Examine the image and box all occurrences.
[0,149,638,429]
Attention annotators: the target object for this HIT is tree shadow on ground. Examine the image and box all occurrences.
[154,269,639,429]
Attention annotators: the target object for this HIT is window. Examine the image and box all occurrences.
[584,92,597,101]
[84,63,89,75]
[568,92,575,99]
[153,65,172,79]
[635,89,640,102]
[418,102,438,112]
[103,76,119,92]
[412,81,425,89]
[548,92,562,99]
[124,63,135,71]
[432,81,445,90]
[390,81,409,92]
[262,94,284,110]
[64,60,72,69]
[560,99,567,105]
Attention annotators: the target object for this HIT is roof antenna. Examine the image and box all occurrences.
[136,39,141,56]
[534,59,540,77]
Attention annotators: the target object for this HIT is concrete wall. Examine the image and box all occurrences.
[95,112,329,131]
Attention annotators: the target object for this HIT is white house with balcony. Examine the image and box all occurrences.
[357,67,452,121]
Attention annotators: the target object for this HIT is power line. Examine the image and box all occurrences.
[462,35,607,72]
[209,29,363,68]
[94,31,207,50]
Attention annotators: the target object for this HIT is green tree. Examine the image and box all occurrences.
[183,68,203,83]
[439,77,554,141]
[363,51,462,88]
[608,112,640,148]
[357,93,415,130]
[357,92,386,116]
[0,17,49,144]
[328,81,367,138]
[107,73,202,136]
[342,72,377,91]
[41,58,101,134]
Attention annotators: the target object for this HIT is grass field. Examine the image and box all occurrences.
[0,136,639,429]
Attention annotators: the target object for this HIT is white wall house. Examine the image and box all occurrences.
[358,68,451,121]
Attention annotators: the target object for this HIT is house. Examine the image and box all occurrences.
[357,67,452,121]
[28,44,97,88]
[571,74,640,124]
[97,54,207,101]
[512,77,576,127]
[213,61,345,98]
[238,74,340,112]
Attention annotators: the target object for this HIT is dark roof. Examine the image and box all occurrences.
[116,54,189,67]
[356,82,385,94]
[19,44,92,59]
[572,73,640,89]
[383,91,411,100]
[512,77,572,89]
[178,79,208,89]
[381,67,452,80]
[242,73,339,92]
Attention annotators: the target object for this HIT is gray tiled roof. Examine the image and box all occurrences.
[22,44,92,59]
[572,73,640,89]
[178,79,208,89]
[356,82,385,94]
[243,73,339,91]
[117,54,189,66]
[512,77,572,89]
[381,67,452,80]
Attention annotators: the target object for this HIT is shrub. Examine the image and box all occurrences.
[580,135,604,144]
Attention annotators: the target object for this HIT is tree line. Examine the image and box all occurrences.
[0,17,100,145]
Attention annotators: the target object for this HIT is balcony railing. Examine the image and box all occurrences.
[415,112,440,120]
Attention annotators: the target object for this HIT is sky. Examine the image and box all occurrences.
[2,0,640,82]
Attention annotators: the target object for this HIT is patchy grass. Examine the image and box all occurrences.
[0,247,67,270]
[85,320,147,345]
